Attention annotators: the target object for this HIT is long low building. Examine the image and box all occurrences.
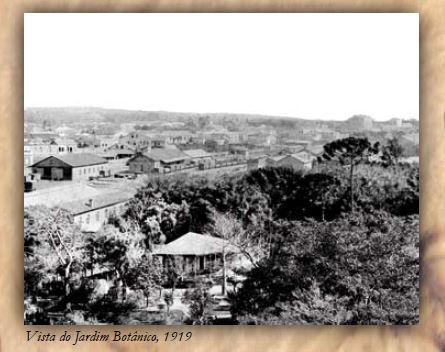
[60,191,134,232]
[29,153,109,181]
[24,183,102,208]
[182,149,215,168]
[128,149,191,174]
[247,150,317,171]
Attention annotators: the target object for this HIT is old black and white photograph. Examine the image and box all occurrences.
[24,13,419,325]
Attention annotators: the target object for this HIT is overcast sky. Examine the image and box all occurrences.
[24,13,418,121]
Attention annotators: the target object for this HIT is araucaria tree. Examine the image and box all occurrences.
[319,137,380,212]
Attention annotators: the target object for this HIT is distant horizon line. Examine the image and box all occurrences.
[23,106,419,122]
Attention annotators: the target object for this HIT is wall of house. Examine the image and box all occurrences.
[158,254,223,275]
[119,132,151,150]
[74,202,126,232]
[32,163,109,181]
[26,144,59,155]
[26,143,78,155]
[71,164,109,181]
[161,160,189,172]
[192,157,215,168]
[129,157,159,174]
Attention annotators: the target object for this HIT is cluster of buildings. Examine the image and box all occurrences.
[247,146,322,171]
[24,113,419,236]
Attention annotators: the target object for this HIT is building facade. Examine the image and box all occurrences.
[30,154,109,181]
[60,191,133,232]
[128,149,191,174]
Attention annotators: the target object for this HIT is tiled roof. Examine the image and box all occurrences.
[183,149,212,158]
[286,153,314,164]
[24,183,102,208]
[267,155,286,162]
[135,149,190,163]
[153,232,238,256]
[31,153,108,167]
[59,191,133,215]
[304,145,324,156]
[290,151,317,161]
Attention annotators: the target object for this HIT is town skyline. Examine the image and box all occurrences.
[24,106,419,123]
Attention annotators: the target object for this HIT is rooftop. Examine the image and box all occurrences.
[182,149,212,159]
[25,183,102,207]
[135,149,190,163]
[153,232,238,256]
[267,155,286,162]
[30,153,108,168]
[304,145,325,156]
[59,190,134,215]
[286,153,316,163]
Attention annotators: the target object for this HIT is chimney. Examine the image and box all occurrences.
[86,199,94,208]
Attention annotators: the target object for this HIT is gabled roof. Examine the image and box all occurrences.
[24,183,102,208]
[267,155,286,162]
[182,149,212,159]
[131,149,190,163]
[290,151,317,161]
[283,153,313,164]
[153,232,238,256]
[59,191,134,215]
[30,153,108,168]
[304,145,324,156]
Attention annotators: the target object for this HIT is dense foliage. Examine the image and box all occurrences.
[24,137,419,325]
[230,212,418,324]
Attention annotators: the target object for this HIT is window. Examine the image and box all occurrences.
[86,214,90,224]
[95,211,100,221]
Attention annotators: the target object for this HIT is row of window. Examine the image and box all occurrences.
[77,165,105,176]
[58,146,74,152]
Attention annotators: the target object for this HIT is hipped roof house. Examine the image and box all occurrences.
[153,232,238,256]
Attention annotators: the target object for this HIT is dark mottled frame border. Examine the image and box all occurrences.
[0,2,441,351]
